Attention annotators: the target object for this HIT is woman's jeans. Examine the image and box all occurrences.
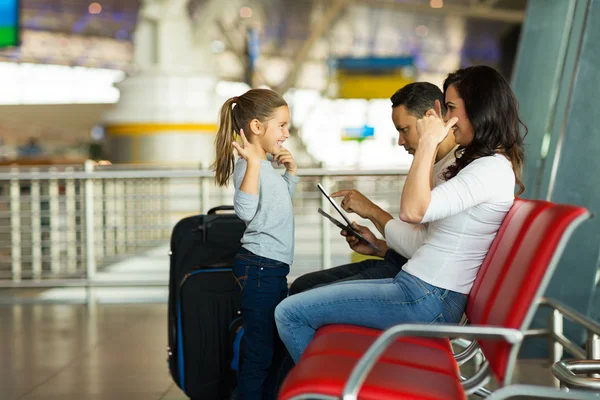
[275,270,467,363]
[233,248,289,400]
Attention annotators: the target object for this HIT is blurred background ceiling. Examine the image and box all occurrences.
[2,0,527,83]
[0,0,527,150]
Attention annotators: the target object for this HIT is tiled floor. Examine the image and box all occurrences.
[0,302,560,400]
[0,303,187,400]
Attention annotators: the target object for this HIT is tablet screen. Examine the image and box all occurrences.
[317,183,353,227]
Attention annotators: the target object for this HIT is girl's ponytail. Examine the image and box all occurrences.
[213,97,237,187]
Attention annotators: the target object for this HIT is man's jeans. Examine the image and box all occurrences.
[233,248,289,400]
[275,270,467,362]
[289,250,408,295]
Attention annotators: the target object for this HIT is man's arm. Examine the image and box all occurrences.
[330,189,392,236]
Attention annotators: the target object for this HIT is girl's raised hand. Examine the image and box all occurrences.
[232,129,263,163]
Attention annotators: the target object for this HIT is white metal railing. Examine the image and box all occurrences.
[0,161,409,288]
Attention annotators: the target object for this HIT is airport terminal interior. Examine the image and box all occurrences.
[1,0,600,399]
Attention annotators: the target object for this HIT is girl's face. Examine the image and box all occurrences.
[251,106,291,157]
[445,85,474,146]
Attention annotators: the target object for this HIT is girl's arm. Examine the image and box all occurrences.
[276,148,299,197]
[233,160,260,222]
[232,130,262,221]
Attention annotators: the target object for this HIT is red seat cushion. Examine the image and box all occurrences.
[278,353,465,400]
[304,328,457,376]
[279,325,464,400]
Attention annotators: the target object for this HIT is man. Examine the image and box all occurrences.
[289,82,458,294]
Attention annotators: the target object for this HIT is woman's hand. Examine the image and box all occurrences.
[417,100,458,145]
[232,129,263,163]
[274,148,297,175]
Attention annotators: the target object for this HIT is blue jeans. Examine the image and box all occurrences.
[233,248,290,400]
[274,270,467,363]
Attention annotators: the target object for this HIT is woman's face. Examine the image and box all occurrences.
[445,84,474,146]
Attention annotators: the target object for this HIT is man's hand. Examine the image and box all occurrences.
[332,189,393,235]
[341,222,387,258]
[331,189,376,219]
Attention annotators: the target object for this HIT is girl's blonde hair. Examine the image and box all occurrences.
[212,88,287,187]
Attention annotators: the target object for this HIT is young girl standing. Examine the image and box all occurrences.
[212,89,298,400]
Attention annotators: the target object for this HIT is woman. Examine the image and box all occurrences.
[274,65,526,363]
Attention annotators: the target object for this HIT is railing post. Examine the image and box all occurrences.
[84,160,97,281]
[550,309,564,364]
[104,179,115,258]
[124,179,134,252]
[587,332,600,378]
[48,167,60,275]
[201,176,210,214]
[114,179,126,254]
[161,177,168,239]
[65,167,77,273]
[320,175,331,269]
[30,168,42,279]
[10,168,21,282]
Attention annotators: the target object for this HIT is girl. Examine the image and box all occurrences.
[275,65,526,362]
[212,88,298,400]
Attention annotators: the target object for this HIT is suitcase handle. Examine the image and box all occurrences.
[207,205,235,215]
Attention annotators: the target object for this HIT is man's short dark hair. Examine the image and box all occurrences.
[390,82,446,117]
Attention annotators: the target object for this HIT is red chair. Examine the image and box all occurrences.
[278,199,592,400]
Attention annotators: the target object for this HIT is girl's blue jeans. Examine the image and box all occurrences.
[232,248,289,400]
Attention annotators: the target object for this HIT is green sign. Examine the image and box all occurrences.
[0,0,19,48]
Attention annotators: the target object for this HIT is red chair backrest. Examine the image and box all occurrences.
[465,199,589,383]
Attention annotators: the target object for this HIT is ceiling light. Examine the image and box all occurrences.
[88,2,102,14]
[430,0,443,8]
[415,25,429,37]
[240,6,253,18]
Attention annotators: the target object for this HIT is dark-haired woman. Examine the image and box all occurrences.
[275,65,526,362]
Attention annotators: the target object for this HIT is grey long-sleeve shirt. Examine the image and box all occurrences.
[233,158,299,265]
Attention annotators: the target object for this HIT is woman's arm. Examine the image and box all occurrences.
[384,219,427,259]
[400,137,438,223]
[400,103,458,223]
[419,156,514,223]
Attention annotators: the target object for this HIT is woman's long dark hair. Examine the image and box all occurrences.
[443,66,527,196]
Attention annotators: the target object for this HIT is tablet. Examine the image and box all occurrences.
[317,183,353,226]
[317,184,379,251]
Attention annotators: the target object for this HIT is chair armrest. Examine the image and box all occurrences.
[454,339,482,366]
[486,384,600,399]
[552,360,600,391]
[341,323,523,400]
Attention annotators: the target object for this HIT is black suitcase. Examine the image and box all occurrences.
[167,205,246,400]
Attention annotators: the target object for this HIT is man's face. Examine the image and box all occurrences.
[391,105,420,155]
